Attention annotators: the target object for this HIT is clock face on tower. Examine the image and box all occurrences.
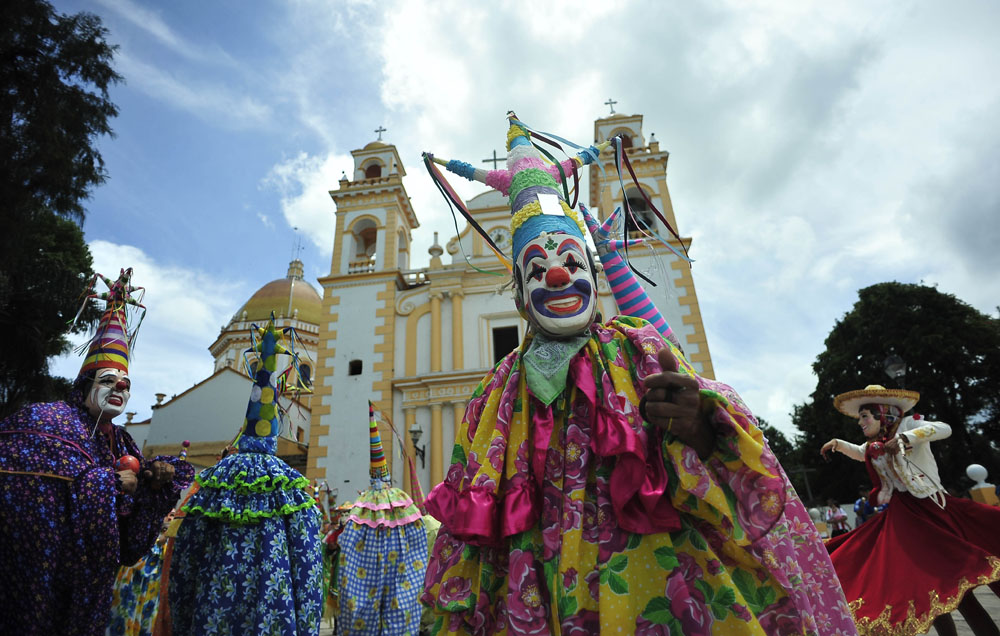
[488,226,512,251]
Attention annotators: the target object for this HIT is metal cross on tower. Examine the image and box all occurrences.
[374,125,387,141]
[604,98,617,114]
[482,150,502,169]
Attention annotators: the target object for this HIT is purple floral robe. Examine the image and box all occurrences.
[0,387,193,636]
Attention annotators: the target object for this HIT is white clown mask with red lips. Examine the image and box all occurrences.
[517,233,598,338]
[84,367,131,420]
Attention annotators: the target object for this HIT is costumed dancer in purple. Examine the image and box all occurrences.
[419,114,857,634]
[0,268,194,636]
[821,384,1000,636]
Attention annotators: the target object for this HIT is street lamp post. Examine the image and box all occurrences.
[884,354,907,389]
[409,425,426,469]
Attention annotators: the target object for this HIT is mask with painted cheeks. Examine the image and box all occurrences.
[84,367,131,420]
[515,233,598,338]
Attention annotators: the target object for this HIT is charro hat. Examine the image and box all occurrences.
[833,384,920,417]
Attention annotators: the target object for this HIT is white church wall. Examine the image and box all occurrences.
[145,370,255,448]
[315,282,385,498]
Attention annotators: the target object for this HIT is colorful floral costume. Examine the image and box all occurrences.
[0,392,193,636]
[423,317,856,635]
[337,403,428,635]
[168,318,323,635]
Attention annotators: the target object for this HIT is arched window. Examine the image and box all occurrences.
[298,363,311,387]
[364,163,382,179]
[623,187,655,234]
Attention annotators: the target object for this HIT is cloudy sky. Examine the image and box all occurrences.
[49,0,1000,437]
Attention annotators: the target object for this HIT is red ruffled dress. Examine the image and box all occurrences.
[826,415,1000,634]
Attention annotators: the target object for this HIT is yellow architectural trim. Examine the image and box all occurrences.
[451,293,464,369]
[405,302,432,377]
[331,213,346,276]
[430,403,443,485]
[430,292,442,372]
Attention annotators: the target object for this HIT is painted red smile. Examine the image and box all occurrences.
[544,294,583,315]
[108,396,124,406]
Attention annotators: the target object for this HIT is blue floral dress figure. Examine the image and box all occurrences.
[169,317,323,635]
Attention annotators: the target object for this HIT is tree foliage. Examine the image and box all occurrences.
[0,0,120,417]
[1,0,121,222]
[792,282,1000,502]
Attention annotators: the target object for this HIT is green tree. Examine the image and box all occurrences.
[792,282,1000,502]
[0,0,121,417]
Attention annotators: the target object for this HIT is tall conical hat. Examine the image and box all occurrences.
[237,316,288,454]
[79,268,144,376]
[504,112,587,260]
[368,401,390,481]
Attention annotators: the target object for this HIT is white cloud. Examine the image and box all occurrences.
[95,0,237,66]
[257,212,276,230]
[264,152,353,253]
[49,241,250,423]
[115,52,272,129]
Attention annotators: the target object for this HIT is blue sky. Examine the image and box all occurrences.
[49,1,1000,438]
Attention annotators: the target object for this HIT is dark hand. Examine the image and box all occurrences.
[117,470,138,495]
[641,348,714,458]
[142,461,175,491]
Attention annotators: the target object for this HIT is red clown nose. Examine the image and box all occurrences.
[545,266,570,288]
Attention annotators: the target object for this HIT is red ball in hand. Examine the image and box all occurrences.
[115,454,141,473]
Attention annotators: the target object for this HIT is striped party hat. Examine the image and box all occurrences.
[368,401,389,481]
[503,112,588,260]
[78,268,144,376]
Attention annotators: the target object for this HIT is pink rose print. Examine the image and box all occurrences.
[585,568,600,601]
[507,550,550,635]
[706,559,723,576]
[439,576,472,605]
[758,596,802,634]
[676,551,704,580]
[426,534,464,584]
[487,437,506,472]
[732,603,752,622]
[446,462,465,486]
[541,485,563,560]
[514,440,530,474]
[634,616,672,636]
[544,447,564,482]
[561,497,583,534]
[563,568,578,590]
[470,589,496,635]
[562,424,589,486]
[664,572,711,635]
[473,474,496,490]
[562,609,599,635]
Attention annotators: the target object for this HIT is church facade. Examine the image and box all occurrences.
[307,112,714,501]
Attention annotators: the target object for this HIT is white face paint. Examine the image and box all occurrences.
[518,233,597,338]
[84,368,131,419]
[858,409,881,439]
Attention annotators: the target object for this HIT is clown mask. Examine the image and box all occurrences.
[517,233,597,338]
[84,367,131,419]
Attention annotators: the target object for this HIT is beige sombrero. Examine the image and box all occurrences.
[834,384,920,417]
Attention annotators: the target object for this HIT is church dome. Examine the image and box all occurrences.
[235,260,322,325]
